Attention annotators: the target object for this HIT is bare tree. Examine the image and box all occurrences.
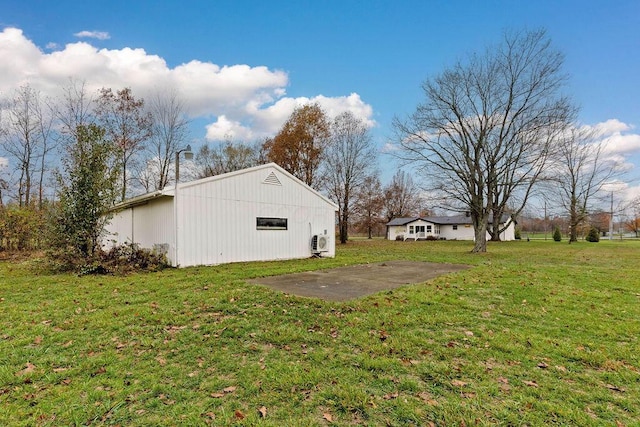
[353,174,384,239]
[195,139,261,178]
[1,84,54,207]
[96,87,152,200]
[54,79,95,143]
[382,170,421,221]
[393,29,574,252]
[138,89,190,191]
[554,127,619,243]
[325,111,377,243]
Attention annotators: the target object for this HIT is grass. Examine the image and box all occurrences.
[1,239,639,426]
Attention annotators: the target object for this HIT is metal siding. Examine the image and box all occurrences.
[133,198,174,257]
[103,209,133,246]
[177,166,335,267]
[102,198,176,264]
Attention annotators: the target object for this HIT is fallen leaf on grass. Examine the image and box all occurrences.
[211,386,237,398]
[234,410,245,420]
[451,379,468,387]
[615,420,625,427]
[605,384,625,393]
[91,366,106,377]
[383,392,399,400]
[523,380,538,387]
[16,362,36,376]
[537,362,548,369]
[33,336,43,345]
[323,412,333,423]
[417,392,439,406]
[258,406,267,418]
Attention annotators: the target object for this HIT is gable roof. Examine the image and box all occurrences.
[386,213,512,227]
[109,163,338,212]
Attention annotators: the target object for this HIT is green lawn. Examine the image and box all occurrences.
[1,240,639,426]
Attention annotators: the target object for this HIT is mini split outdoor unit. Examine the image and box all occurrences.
[311,234,329,253]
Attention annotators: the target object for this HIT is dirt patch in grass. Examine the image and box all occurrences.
[249,260,471,301]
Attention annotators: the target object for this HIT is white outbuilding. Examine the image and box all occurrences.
[103,163,337,267]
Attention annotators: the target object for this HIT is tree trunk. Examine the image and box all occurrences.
[339,210,348,244]
[569,197,579,243]
[472,214,488,253]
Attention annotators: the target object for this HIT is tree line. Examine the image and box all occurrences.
[0,80,421,257]
[2,28,638,259]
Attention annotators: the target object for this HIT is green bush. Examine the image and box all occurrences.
[586,227,600,242]
[553,226,562,242]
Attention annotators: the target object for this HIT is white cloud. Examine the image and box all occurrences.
[0,27,374,144]
[601,132,640,155]
[206,92,376,142]
[74,30,110,40]
[0,157,8,168]
[45,42,59,50]
[576,119,640,156]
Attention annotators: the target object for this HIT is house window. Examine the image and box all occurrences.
[416,225,425,233]
[426,225,432,233]
[256,217,288,230]
[409,226,414,234]
[453,225,458,230]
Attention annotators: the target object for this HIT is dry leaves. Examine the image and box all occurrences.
[323,412,333,423]
[451,379,468,387]
[383,391,399,400]
[417,392,439,406]
[16,362,36,376]
[210,386,237,398]
[258,406,267,418]
[523,380,539,387]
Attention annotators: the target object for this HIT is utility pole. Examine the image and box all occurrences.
[544,200,547,241]
[609,191,614,241]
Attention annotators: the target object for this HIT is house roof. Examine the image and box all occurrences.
[109,162,338,212]
[386,213,512,226]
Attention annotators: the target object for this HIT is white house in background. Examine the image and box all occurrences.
[386,214,516,241]
[103,163,338,267]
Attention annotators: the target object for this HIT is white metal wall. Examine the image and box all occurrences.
[176,165,336,267]
[103,198,176,264]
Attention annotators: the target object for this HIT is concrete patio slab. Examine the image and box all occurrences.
[249,260,471,302]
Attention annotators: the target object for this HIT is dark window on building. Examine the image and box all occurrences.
[453,225,458,230]
[257,217,288,230]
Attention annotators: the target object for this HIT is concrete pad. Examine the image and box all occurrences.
[249,260,470,302]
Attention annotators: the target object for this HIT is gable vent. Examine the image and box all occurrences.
[263,171,282,186]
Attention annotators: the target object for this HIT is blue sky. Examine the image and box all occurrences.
[1,0,639,197]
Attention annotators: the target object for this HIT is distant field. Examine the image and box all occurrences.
[1,239,639,426]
